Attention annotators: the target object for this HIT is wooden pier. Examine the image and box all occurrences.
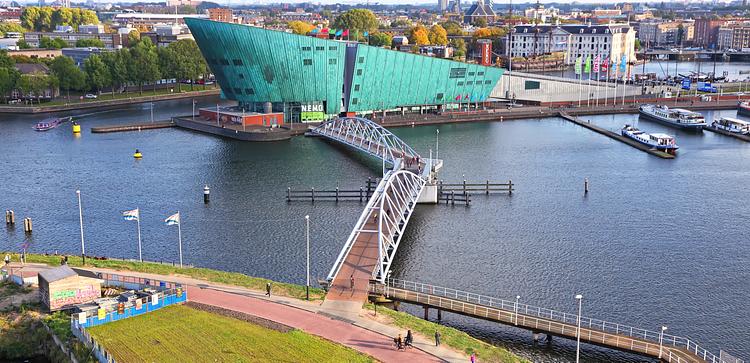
[438,180,513,195]
[559,112,675,159]
[703,125,750,142]
[91,121,174,133]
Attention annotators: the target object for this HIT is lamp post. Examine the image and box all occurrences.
[575,294,583,363]
[76,190,86,265]
[150,102,154,123]
[435,128,440,161]
[305,215,310,301]
[514,295,520,325]
[192,99,196,121]
[659,326,668,359]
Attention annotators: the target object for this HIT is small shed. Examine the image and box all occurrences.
[38,265,102,312]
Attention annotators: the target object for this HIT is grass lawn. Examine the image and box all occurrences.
[10,253,325,301]
[88,304,374,363]
[366,303,528,363]
[6,86,218,108]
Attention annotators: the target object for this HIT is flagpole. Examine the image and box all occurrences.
[613,61,618,107]
[596,54,601,107]
[177,211,183,268]
[605,59,610,106]
[136,209,142,262]
[76,190,86,265]
[587,60,592,107]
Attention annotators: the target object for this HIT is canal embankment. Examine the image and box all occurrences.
[91,120,175,133]
[703,125,750,142]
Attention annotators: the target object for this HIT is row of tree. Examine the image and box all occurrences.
[0,37,207,103]
[20,7,99,32]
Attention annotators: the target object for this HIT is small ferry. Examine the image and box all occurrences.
[33,116,72,131]
[711,117,750,134]
[621,125,679,153]
[737,101,750,117]
[639,105,707,130]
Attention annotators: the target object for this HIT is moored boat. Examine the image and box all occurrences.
[638,104,707,130]
[711,117,750,134]
[738,102,750,117]
[621,125,679,153]
[33,116,72,131]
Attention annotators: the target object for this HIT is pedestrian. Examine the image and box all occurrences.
[435,330,441,346]
[350,274,355,290]
[3,253,9,266]
[397,334,404,350]
[64,255,68,265]
[405,329,413,348]
[265,282,271,297]
[470,352,476,363]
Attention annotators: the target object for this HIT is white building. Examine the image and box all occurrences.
[524,4,560,24]
[509,24,636,65]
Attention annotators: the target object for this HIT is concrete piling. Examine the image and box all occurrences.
[584,178,589,194]
[23,217,32,234]
[203,185,210,204]
[5,210,14,225]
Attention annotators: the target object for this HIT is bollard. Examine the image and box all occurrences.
[486,180,490,195]
[451,191,455,206]
[311,187,315,203]
[287,187,291,202]
[359,187,363,203]
[463,179,466,194]
[335,187,339,203]
[584,178,589,194]
[23,217,32,234]
[5,210,15,225]
[203,185,210,204]
[508,179,513,195]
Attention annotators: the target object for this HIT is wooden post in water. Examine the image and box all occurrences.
[287,187,291,202]
[359,187,363,203]
[451,191,455,206]
[311,188,315,203]
[23,217,32,234]
[463,179,466,194]
[335,187,339,203]
[5,210,14,225]
[509,180,513,195]
[584,178,589,194]
[486,180,490,195]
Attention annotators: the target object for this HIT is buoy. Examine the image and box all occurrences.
[72,122,81,134]
[133,149,142,159]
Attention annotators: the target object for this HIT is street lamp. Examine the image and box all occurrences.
[575,294,583,363]
[76,190,86,265]
[514,295,520,325]
[659,326,668,359]
[305,215,310,301]
[150,102,154,123]
[435,128,440,161]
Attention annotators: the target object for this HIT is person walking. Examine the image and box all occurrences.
[349,274,355,291]
[435,330,441,346]
[405,329,413,348]
[3,253,10,266]
[265,282,271,297]
[397,334,404,351]
[470,352,476,363]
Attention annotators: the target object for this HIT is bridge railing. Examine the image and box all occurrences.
[383,278,735,363]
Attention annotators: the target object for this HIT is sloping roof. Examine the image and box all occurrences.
[465,1,495,17]
[14,63,50,75]
[71,268,100,279]
[513,24,632,35]
[38,265,77,283]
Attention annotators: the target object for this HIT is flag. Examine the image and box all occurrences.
[455,94,461,100]
[620,55,627,72]
[574,56,582,75]
[321,28,329,34]
[342,29,349,37]
[165,212,180,226]
[335,29,342,37]
[602,57,609,71]
[464,94,469,100]
[122,209,139,221]
[584,55,592,74]
[310,28,319,34]
[593,55,600,73]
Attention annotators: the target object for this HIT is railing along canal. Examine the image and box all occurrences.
[376,278,740,363]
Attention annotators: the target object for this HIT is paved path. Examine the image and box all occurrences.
[2,263,467,362]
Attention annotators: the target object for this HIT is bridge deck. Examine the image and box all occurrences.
[375,284,712,363]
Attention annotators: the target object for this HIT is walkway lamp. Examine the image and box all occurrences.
[76,190,86,265]
[305,215,310,301]
[659,326,667,359]
[575,294,583,363]
[514,295,520,325]
[435,128,440,161]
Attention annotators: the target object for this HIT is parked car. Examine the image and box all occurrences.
[84,94,97,99]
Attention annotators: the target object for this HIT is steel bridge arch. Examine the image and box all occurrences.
[311,117,421,167]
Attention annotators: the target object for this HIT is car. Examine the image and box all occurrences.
[84,94,97,99]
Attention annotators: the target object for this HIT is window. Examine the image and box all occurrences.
[302,46,311,51]
[220,58,229,65]
[484,80,492,84]
[329,46,337,51]
[478,71,484,76]
[233,87,242,94]
[303,59,312,66]
[352,98,358,105]
[358,57,364,63]
[329,58,337,65]
[238,74,245,79]
[232,59,243,66]
[457,82,464,86]
[356,69,363,76]
[468,72,475,76]
[316,46,324,51]
[466,81,473,85]
[449,67,467,78]
[245,88,254,95]
[436,93,444,100]
[354,84,360,91]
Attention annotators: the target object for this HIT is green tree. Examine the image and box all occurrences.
[75,38,105,47]
[17,72,54,104]
[440,21,464,36]
[83,54,110,94]
[20,7,39,30]
[0,22,25,35]
[472,17,488,27]
[102,50,129,97]
[450,38,466,59]
[51,8,73,29]
[0,67,19,102]
[390,19,410,28]
[368,32,392,47]
[16,39,31,49]
[332,9,378,33]
[288,20,315,35]
[128,37,160,95]
[634,39,641,51]
[407,25,429,46]
[50,55,85,100]
[428,24,448,45]
[0,49,14,68]
[39,36,67,49]
[127,30,141,47]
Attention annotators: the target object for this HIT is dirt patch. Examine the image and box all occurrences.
[185,301,293,333]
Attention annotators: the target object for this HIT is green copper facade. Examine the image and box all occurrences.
[185,18,504,118]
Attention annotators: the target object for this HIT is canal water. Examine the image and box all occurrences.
[1,98,748,362]
[539,60,750,82]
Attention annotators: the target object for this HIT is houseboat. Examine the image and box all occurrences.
[711,117,750,134]
[639,105,707,130]
[33,116,72,131]
[737,102,750,117]
[621,125,679,153]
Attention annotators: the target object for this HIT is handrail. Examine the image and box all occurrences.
[381,278,738,363]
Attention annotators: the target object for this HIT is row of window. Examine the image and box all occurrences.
[230,87,254,95]
[302,59,339,66]
[302,45,338,51]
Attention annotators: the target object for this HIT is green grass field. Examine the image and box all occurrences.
[87,305,374,363]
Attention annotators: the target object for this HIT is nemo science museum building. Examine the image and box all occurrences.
[185,18,505,124]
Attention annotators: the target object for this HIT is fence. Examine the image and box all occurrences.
[71,321,117,363]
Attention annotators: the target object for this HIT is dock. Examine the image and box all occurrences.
[91,121,175,133]
[559,112,675,159]
[703,125,750,142]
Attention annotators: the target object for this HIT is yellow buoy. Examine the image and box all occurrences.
[133,149,142,159]
[72,122,81,134]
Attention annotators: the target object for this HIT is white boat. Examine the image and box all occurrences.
[738,102,750,117]
[639,104,707,130]
[711,117,750,134]
[621,125,679,153]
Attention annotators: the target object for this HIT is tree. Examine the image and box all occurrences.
[634,39,641,51]
[0,22,25,36]
[50,55,85,100]
[472,17,488,28]
[428,24,448,45]
[22,6,98,32]
[83,54,110,94]
[450,38,466,59]
[332,9,378,33]
[407,25,429,46]
[288,21,315,35]
[39,36,67,49]
[17,72,53,104]
[0,50,13,69]
[102,50,129,97]
[368,32,392,47]
[0,67,19,102]
[440,21,464,36]
[128,37,160,95]
[127,30,141,47]
[16,40,31,49]
[76,38,105,48]
[390,19,410,28]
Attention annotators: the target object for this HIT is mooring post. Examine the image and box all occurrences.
[486,180,490,195]
[287,187,291,202]
[203,185,210,204]
[466,193,471,207]
[463,179,466,194]
[359,187,363,202]
[424,306,429,320]
[311,187,315,203]
[439,180,443,195]
[335,187,339,203]
[451,191,455,206]
[5,210,15,225]
[509,179,513,195]
[23,217,32,234]
[584,178,589,194]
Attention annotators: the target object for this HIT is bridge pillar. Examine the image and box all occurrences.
[437,309,442,321]
[423,306,429,320]
[417,182,438,204]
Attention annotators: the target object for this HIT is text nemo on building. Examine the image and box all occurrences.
[185,18,505,123]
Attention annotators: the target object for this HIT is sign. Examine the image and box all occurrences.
[78,312,86,324]
[97,308,105,320]
[136,298,143,310]
[177,288,183,298]
[524,80,541,90]
[301,102,325,122]
[151,293,159,306]
[682,78,691,90]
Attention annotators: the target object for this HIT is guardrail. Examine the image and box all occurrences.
[379,278,741,363]
[71,320,118,363]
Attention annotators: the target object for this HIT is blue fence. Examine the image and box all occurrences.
[75,291,187,328]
